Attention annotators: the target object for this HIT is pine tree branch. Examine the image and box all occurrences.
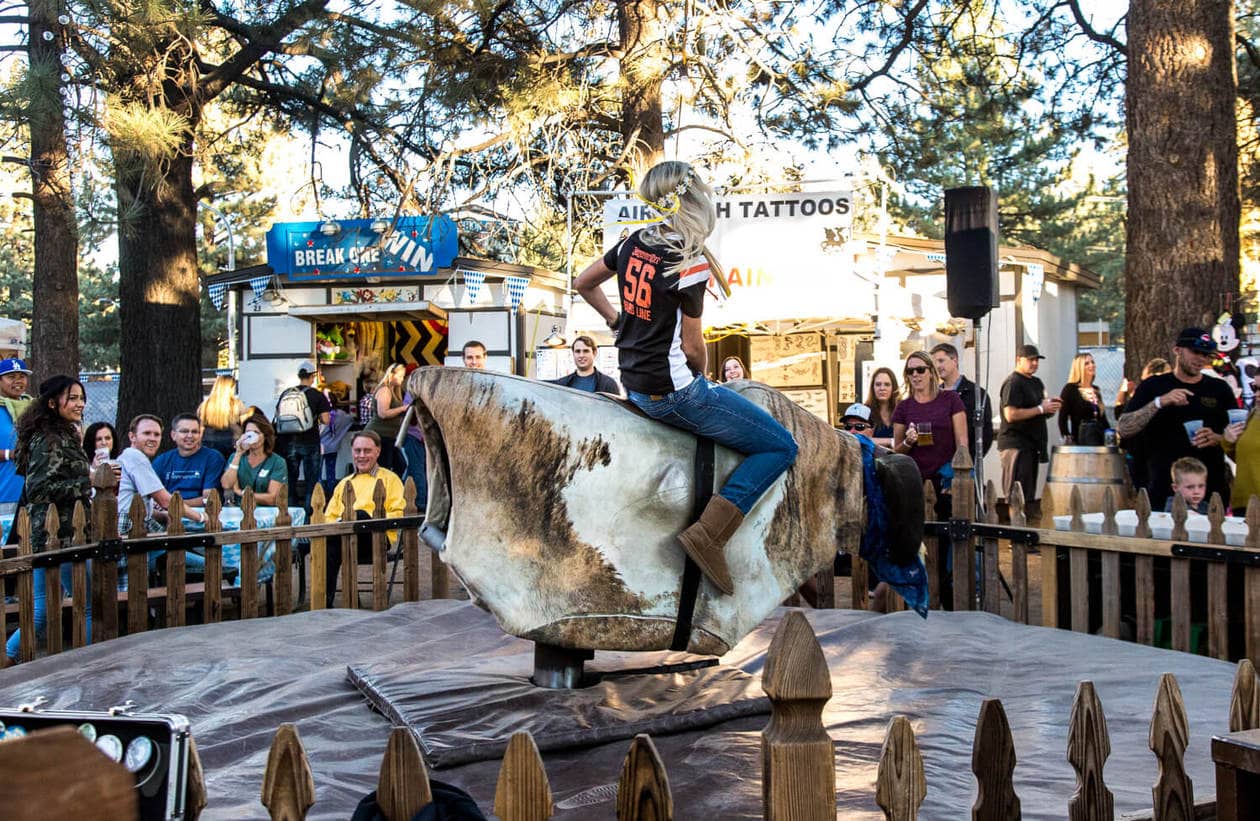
[224,69,439,160]
[0,15,28,24]
[846,0,930,93]
[1239,33,1260,73]
[197,0,332,104]
[1063,0,1126,55]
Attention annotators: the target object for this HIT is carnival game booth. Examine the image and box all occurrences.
[202,217,567,416]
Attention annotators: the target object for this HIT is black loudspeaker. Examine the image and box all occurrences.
[944,186,999,320]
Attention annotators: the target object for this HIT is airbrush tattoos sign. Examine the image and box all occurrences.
[602,190,872,325]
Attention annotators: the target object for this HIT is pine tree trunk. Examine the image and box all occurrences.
[114,35,204,432]
[28,0,79,383]
[1125,0,1239,376]
[618,0,667,171]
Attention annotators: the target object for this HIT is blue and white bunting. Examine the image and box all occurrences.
[462,269,485,303]
[207,282,227,310]
[248,274,271,309]
[505,275,530,310]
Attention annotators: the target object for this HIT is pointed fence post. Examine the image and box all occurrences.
[340,481,358,608]
[261,723,315,821]
[1008,481,1029,624]
[1135,490,1156,646]
[124,494,149,637]
[876,716,925,820]
[1068,487,1089,634]
[1067,681,1113,820]
[372,479,389,611]
[240,489,259,619]
[494,731,553,821]
[403,478,421,602]
[42,504,62,656]
[1100,486,1121,639]
[309,484,327,611]
[204,490,223,623]
[951,446,976,612]
[1150,673,1194,818]
[14,510,34,663]
[1207,493,1230,659]
[274,485,293,617]
[70,500,89,648]
[377,727,432,821]
[166,493,187,628]
[923,481,940,610]
[761,611,834,820]
[1230,659,1260,733]
[981,481,1000,614]
[972,699,1020,820]
[186,735,207,821]
[617,734,673,820]
[1167,492,1192,654]
[92,462,122,643]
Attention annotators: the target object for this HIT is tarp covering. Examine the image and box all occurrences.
[0,601,1238,818]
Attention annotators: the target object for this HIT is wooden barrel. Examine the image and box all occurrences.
[1044,445,1130,515]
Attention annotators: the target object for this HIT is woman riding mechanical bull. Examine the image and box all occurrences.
[576,160,928,611]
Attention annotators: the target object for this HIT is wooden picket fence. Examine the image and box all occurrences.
[848,448,1260,666]
[9,610,1259,819]
[6,447,1260,667]
[0,466,443,666]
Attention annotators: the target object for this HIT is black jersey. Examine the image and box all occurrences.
[603,229,709,395]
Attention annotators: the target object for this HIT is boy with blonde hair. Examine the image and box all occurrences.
[1164,456,1210,514]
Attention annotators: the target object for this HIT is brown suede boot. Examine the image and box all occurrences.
[677,495,743,595]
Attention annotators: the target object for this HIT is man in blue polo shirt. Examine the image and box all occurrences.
[152,413,226,508]
[0,357,33,510]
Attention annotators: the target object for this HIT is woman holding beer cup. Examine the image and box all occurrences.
[221,415,288,506]
[892,350,968,520]
[1222,405,1257,512]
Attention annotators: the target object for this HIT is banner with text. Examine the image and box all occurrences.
[602,191,872,325]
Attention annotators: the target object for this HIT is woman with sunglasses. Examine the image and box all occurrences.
[892,351,968,518]
[864,367,899,448]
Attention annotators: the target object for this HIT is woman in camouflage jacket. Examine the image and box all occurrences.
[6,376,91,661]
[14,375,91,549]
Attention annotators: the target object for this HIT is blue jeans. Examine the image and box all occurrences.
[283,440,322,515]
[401,436,429,506]
[6,563,91,660]
[628,377,798,514]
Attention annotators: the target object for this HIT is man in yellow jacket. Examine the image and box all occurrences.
[323,430,405,606]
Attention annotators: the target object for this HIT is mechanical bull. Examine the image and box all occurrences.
[408,367,925,656]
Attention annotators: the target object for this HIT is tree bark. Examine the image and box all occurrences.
[28,0,79,383]
[114,38,203,432]
[1125,0,1239,376]
[617,0,667,172]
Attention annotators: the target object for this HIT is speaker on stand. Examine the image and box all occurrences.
[944,186,998,524]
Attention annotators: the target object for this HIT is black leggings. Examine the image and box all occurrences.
[324,509,373,607]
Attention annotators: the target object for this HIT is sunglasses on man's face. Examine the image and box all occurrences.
[843,422,871,432]
[906,366,930,375]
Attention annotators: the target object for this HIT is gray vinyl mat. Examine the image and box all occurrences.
[0,600,1238,818]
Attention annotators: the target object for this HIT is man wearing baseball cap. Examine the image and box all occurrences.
[997,344,1061,514]
[1118,327,1235,509]
[0,357,33,508]
[273,361,331,515]
[839,403,874,440]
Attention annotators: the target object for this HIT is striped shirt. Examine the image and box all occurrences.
[603,229,710,394]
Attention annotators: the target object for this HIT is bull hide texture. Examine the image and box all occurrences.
[408,367,864,655]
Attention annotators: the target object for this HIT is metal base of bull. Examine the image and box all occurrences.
[532,643,595,688]
[530,642,721,688]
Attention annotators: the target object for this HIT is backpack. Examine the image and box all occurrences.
[274,386,314,434]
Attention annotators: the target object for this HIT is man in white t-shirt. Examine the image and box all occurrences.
[117,414,208,535]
